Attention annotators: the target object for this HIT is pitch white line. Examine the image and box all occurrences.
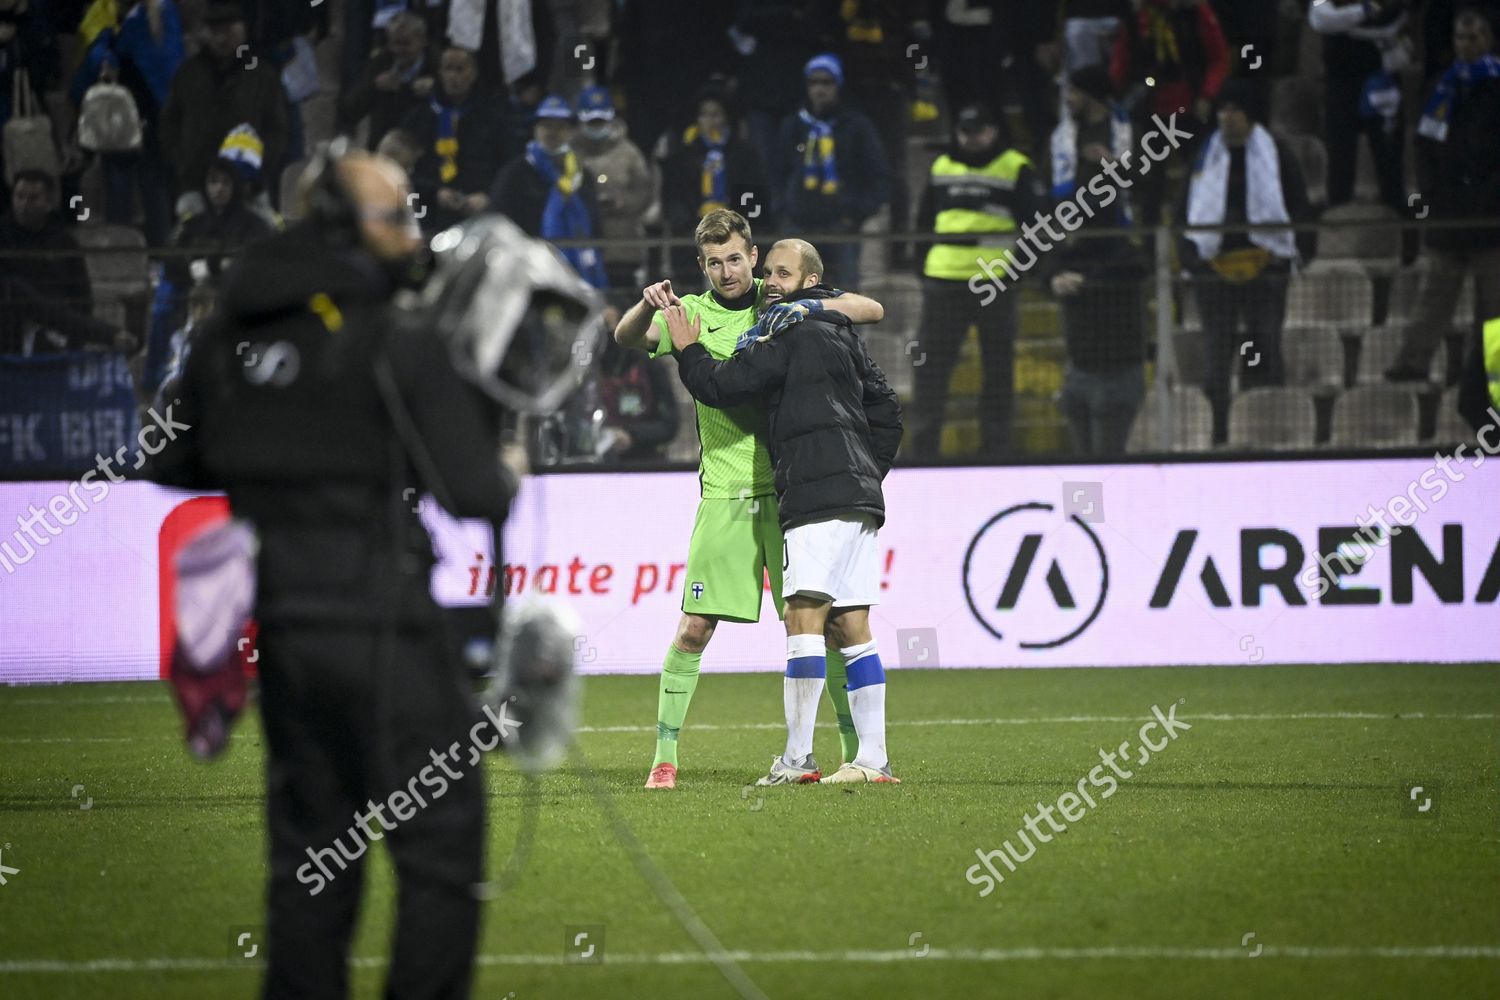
[3,945,1498,974]
[1,712,1495,744]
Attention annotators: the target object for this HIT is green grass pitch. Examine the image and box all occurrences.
[1,663,1497,999]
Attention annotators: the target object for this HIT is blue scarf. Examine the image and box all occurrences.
[1418,55,1500,142]
[687,124,727,215]
[527,139,606,288]
[431,97,461,183]
[798,108,839,197]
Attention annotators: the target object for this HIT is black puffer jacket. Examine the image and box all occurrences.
[674,287,903,530]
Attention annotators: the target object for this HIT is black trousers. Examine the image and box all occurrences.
[258,619,485,1000]
[1325,72,1405,210]
[910,277,1019,458]
[1195,270,1290,444]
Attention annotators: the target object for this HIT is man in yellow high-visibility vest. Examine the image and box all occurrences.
[910,104,1044,458]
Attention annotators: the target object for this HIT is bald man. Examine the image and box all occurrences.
[151,148,515,999]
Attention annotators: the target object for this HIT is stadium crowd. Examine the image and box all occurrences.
[2,0,1498,469]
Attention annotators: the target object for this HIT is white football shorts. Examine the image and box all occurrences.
[782,513,881,608]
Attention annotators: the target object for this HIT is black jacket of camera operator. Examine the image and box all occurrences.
[674,286,903,531]
[148,223,514,625]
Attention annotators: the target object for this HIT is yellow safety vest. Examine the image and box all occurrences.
[923,150,1032,282]
[1485,317,1500,409]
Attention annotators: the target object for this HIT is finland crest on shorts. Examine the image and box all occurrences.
[782,514,881,607]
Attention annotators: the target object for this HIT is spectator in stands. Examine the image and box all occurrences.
[1308,0,1412,221]
[215,123,280,230]
[490,95,606,287]
[934,0,1056,157]
[769,53,890,288]
[165,155,274,288]
[402,45,503,233]
[497,69,543,162]
[829,0,921,253]
[1111,0,1230,225]
[1050,66,1149,456]
[909,104,1043,460]
[1179,79,1316,445]
[337,11,436,146]
[1064,0,1132,73]
[656,83,764,280]
[0,0,61,182]
[573,85,657,288]
[73,0,184,248]
[0,169,126,353]
[1387,4,1500,382]
[158,1,287,213]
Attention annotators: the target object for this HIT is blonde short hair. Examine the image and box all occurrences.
[694,208,753,257]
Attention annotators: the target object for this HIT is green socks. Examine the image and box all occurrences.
[653,643,857,768]
[824,646,859,763]
[653,645,703,767]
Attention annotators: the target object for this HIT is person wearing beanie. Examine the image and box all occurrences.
[768,52,891,288]
[573,85,658,288]
[1179,77,1318,445]
[159,1,287,208]
[167,155,274,289]
[1050,65,1150,456]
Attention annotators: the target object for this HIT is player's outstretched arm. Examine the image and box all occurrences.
[614,279,680,351]
[828,291,884,325]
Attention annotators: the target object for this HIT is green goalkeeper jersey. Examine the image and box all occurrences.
[652,280,773,499]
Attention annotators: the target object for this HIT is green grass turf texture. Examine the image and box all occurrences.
[1,663,1497,999]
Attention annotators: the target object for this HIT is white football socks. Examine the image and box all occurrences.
[842,640,888,770]
[783,633,826,764]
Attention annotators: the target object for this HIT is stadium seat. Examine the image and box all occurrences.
[280,158,310,221]
[1329,384,1419,447]
[1282,323,1345,391]
[1270,78,1324,138]
[1172,328,1205,386]
[1286,261,1372,334]
[1318,203,1401,275]
[1126,386,1213,453]
[73,224,149,300]
[1431,386,1474,444]
[1353,324,1417,384]
[1227,386,1317,450]
[1386,261,1427,326]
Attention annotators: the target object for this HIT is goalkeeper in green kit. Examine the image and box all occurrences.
[613,208,885,789]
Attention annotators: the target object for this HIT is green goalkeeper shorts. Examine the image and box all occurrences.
[681,494,785,623]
